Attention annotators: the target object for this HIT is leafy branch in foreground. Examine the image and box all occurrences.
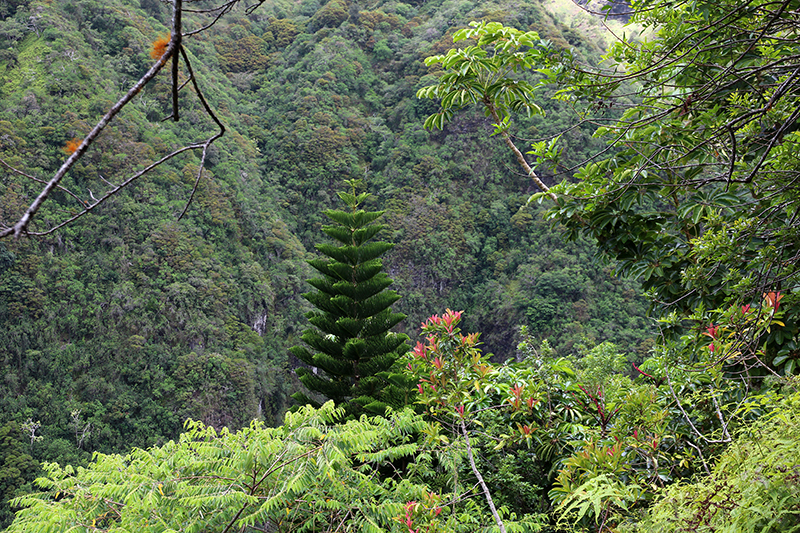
[7,403,431,533]
[534,0,800,351]
[622,392,800,533]
[409,309,510,532]
[416,21,563,199]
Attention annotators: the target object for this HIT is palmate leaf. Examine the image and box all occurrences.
[418,20,551,129]
[556,474,640,524]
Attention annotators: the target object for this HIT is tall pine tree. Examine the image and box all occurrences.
[290,181,409,417]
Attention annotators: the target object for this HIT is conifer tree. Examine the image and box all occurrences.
[290,180,409,416]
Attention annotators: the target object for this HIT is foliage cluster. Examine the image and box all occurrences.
[402,307,799,532]
[8,301,799,532]
[537,0,800,336]
[0,0,652,523]
[623,392,800,532]
[7,403,436,533]
[404,5,800,529]
[8,0,800,530]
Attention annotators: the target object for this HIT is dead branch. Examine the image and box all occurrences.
[0,0,232,241]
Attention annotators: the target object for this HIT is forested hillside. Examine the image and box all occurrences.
[0,0,647,440]
[0,0,650,520]
[3,0,800,530]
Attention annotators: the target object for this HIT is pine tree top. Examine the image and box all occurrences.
[291,179,410,419]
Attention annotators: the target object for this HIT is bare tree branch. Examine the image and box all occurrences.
[171,0,183,122]
[0,157,85,207]
[23,145,201,237]
[0,0,234,240]
[177,45,226,220]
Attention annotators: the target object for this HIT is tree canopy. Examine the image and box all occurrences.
[0,0,654,523]
[291,180,410,417]
[540,0,800,336]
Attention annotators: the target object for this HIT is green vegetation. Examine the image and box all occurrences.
[0,420,37,527]
[624,393,800,532]
[290,180,410,416]
[7,403,434,533]
[2,0,799,530]
[541,0,800,332]
[416,21,562,197]
[0,0,649,500]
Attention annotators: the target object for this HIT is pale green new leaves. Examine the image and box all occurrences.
[623,393,800,532]
[556,474,643,526]
[416,21,559,198]
[416,21,552,131]
[8,403,431,533]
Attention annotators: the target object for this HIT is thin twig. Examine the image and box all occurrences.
[0,8,179,239]
[177,45,226,220]
[0,157,85,207]
[182,0,238,36]
[171,0,183,122]
[684,439,711,476]
[710,387,732,443]
[23,145,200,236]
[460,419,506,533]
[97,174,115,187]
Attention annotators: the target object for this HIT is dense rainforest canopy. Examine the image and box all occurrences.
[0,0,647,468]
[1,0,799,530]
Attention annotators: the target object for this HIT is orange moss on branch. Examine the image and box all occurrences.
[62,138,81,155]
[151,34,171,59]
